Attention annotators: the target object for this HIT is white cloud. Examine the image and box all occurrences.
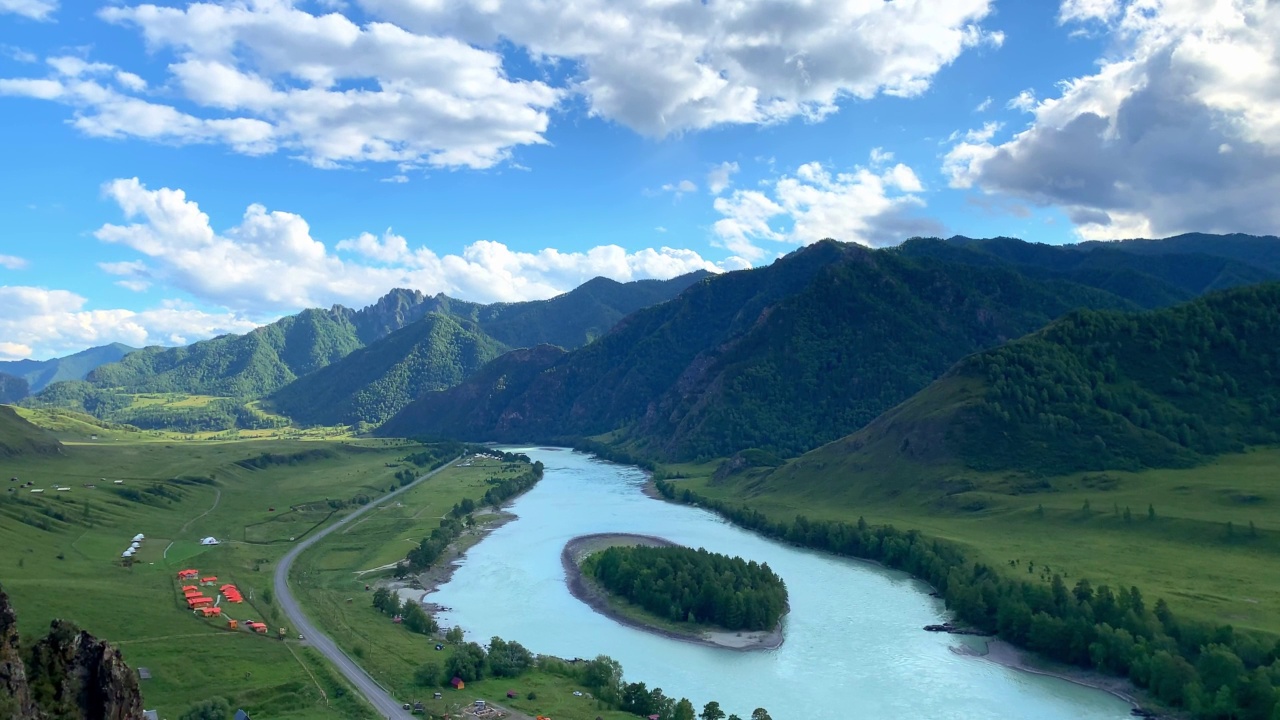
[712,153,941,261]
[944,0,1280,239]
[974,96,993,112]
[0,286,259,360]
[360,0,1002,136]
[1,3,561,170]
[1059,0,1123,24]
[707,162,740,195]
[660,179,698,198]
[0,254,28,269]
[1007,89,1037,112]
[0,0,56,21]
[94,177,729,314]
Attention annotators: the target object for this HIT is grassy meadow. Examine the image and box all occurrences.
[0,436,422,719]
[290,456,637,720]
[672,446,1280,636]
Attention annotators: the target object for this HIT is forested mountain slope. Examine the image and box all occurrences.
[268,314,507,426]
[380,240,1143,458]
[1090,232,1280,275]
[767,282,1280,493]
[0,373,28,403]
[0,344,136,394]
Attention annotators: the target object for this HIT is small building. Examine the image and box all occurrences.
[227,619,238,630]
[29,488,43,494]
[474,700,486,710]
[56,487,70,492]
[178,569,199,580]
[143,711,158,720]
[121,549,134,558]
[450,676,465,690]
[201,576,218,585]
[133,534,145,542]
[200,537,219,546]
[137,668,151,680]
[113,480,124,485]
[234,711,252,720]
[432,692,442,700]
[130,542,141,550]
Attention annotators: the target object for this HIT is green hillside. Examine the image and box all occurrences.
[0,343,136,393]
[0,405,63,458]
[86,308,365,397]
[268,314,507,426]
[775,282,1280,488]
[382,240,1140,458]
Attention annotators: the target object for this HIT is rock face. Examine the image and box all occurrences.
[0,585,144,720]
[0,588,39,719]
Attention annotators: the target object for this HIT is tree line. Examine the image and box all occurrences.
[654,478,1280,719]
[411,640,772,720]
[584,545,787,632]
[401,461,544,572]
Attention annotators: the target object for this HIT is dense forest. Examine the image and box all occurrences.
[655,478,1280,720]
[584,545,788,632]
[953,282,1280,475]
[0,373,28,403]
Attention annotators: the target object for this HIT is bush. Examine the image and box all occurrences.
[179,697,231,720]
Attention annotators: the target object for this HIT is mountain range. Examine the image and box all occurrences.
[20,272,710,429]
[377,234,1279,461]
[0,344,136,396]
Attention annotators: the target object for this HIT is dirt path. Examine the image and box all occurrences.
[180,487,222,533]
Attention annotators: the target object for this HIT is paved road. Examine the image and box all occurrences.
[273,458,460,720]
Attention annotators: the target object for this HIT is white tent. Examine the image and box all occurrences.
[122,549,135,558]
[200,537,220,546]
[130,542,141,549]
[132,534,145,542]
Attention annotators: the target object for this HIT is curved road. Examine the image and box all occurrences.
[273,458,460,720]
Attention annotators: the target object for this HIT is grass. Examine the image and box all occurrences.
[676,445,1280,636]
[0,437,430,719]
[289,457,638,720]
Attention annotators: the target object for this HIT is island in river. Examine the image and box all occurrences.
[562,532,786,651]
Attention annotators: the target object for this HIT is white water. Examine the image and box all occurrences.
[427,448,1134,720]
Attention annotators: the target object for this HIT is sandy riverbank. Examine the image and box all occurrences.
[952,637,1168,714]
[562,532,786,652]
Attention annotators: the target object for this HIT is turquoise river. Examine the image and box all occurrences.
[426,447,1135,720]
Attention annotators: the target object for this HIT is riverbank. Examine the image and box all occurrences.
[561,533,786,652]
[390,509,519,612]
[951,638,1173,716]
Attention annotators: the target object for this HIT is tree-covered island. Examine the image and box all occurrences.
[568,532,783,645]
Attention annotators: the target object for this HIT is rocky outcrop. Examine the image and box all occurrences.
[0,585,144,720]
[0,588,39,719]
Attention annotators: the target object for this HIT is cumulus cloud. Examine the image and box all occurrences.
[707,162,740,195]
[359,0,1002,136]
[0,254,28,269]
[94,177,729,314]
[0,0,56,21]
[0,286,259,360]
[712,153,942,261]
[944,0,1280,240]
[0,2,560,169]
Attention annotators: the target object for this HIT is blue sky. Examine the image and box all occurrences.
[1,0,1277,360]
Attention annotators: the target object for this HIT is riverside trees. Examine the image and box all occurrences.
[584,545,787,632]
